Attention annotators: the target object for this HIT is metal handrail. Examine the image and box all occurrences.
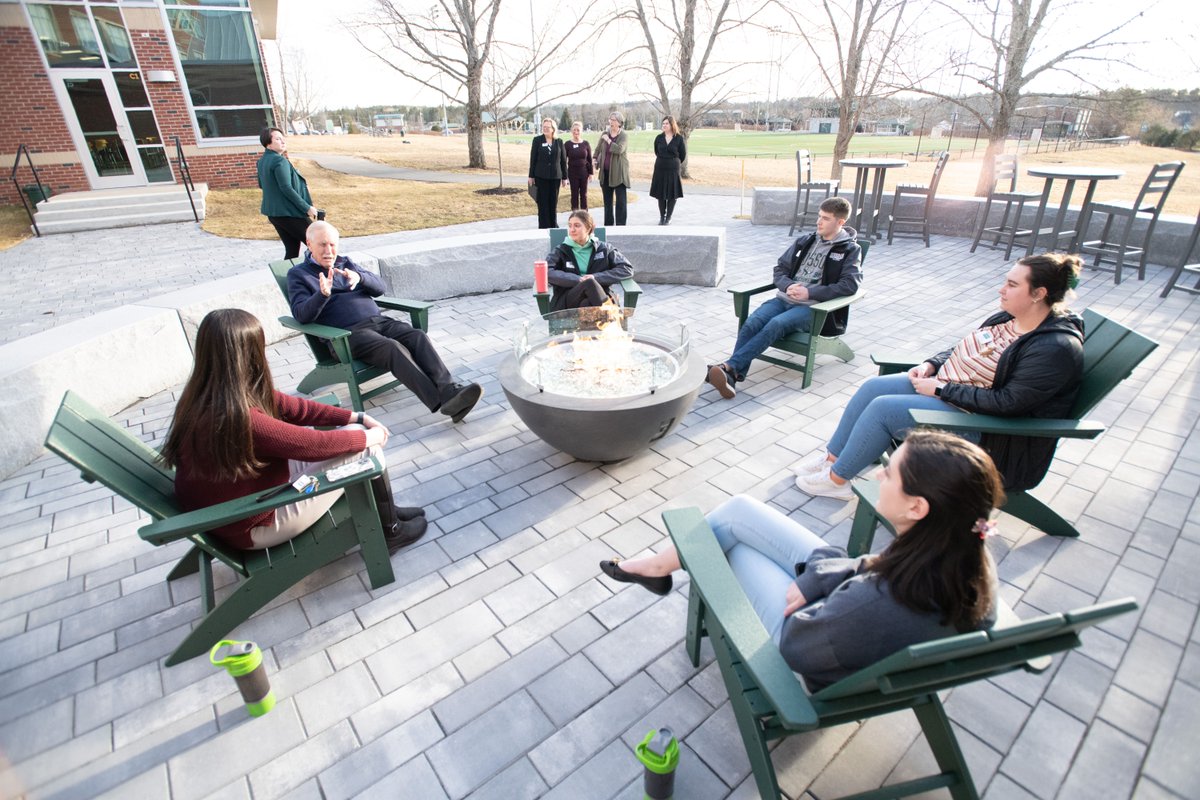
[172,136,199,223]
[9,144,46,237]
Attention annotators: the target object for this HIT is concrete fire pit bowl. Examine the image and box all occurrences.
[498,308,705,462]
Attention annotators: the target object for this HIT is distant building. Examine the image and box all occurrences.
[482,112,523,132]
[806,117,841,134]
[0,0,280,204]
[373,113,406,134]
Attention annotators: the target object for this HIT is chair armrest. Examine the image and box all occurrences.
[534,291,551,316]
[376,296,433,332]
[871,353,924,375]
[138,456,384,546]
[278,316,355,364]
[663,507,820,729]
[728,282,776,323]
[909,409,1106,440]
[809,290,864,314]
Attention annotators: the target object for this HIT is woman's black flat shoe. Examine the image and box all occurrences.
[599,559,673,596]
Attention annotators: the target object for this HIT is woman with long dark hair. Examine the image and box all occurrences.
[600,430,1001,689]
[161,309,426,552]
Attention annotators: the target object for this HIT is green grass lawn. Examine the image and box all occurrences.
[498,129,981,159]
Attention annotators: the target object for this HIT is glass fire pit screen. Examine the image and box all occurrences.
[514,307,690,399]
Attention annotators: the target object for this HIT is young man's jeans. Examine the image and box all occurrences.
[707,495,828,643]
[826,374,977,481]
[726,297,813,379]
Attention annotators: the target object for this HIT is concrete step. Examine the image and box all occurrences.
[32,184,208,234]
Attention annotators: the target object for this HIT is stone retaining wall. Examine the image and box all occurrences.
[370,226,726,300]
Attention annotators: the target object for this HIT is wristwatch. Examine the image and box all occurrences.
[934,385,944,398]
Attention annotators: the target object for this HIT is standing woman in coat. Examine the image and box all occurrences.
[528,118,569,229]
[257,127,317,259]
[564,122,593,211]
[649,115,687,225]
[593,112,630,226]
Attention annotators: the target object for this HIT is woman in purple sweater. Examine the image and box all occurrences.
[565,122,593,211]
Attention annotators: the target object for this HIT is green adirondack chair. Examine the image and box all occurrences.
[855,307,1159,546]
[535,227,642,316]
[269,258,435,412]
[664,506,1138,800]
[728,238,870,389]
[43,391,396,666]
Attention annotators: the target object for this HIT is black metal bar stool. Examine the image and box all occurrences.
[886,151,949,247]
[788,149,839,236]
[1079,161,1186,284]
[970,154,1041,259]
[1160,206,1200,298]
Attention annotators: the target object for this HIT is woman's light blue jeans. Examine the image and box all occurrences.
[826,374,973,481]
[706,495,828,643]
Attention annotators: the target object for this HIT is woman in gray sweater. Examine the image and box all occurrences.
[600,430,1000,690]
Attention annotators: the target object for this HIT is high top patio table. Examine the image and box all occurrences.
[1024,165,1124,256]
[840,158,908,240]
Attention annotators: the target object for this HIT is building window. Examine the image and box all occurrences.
[29,3,105,67]
[165,4,272,140]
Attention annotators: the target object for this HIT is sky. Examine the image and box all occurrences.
[265,0,1200,113]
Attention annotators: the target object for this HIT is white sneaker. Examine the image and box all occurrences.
[794,450,832,476]
[795,466,854,500]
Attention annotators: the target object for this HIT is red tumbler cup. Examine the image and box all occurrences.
[534,260,548,293]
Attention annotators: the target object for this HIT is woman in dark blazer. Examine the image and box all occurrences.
[565,121,593,211]
[649,115,686,225]
[528,118,569,229]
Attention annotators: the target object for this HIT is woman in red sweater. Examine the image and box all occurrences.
[161,309,426,551]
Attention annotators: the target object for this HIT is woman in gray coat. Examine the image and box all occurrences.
[593,112,630,226]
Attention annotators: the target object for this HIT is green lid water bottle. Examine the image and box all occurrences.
[635,726,679,800]
[210,639,275,717]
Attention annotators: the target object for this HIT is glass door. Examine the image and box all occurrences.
[51,69,147,189]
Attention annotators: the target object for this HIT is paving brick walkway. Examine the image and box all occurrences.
[1,203,1198,799]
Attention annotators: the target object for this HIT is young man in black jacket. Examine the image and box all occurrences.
[708,197,862,399]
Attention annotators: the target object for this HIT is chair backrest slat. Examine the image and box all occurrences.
[549,226,607,250]
[1133,161,1185,214]
[928,151,950,195]
[796,149,814,183]
[994,154,1020,191]
[1071,309,1159,419]
[44,391,179,520]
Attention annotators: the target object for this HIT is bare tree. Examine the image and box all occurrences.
[779,0,911,180]
[909,1,1143,195]
[272,44,324,134]
[349,0,585,170]
[609,0,772,178]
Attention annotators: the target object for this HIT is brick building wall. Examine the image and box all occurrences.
[0,4,266,206]
[0,21,89,205]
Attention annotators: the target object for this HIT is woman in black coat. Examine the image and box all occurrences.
[528,118,569,229]
[649,115,686,225]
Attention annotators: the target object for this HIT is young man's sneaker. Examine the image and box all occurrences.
[795,465,854,500]
[706,364,736,399]
[794,450,832,476]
